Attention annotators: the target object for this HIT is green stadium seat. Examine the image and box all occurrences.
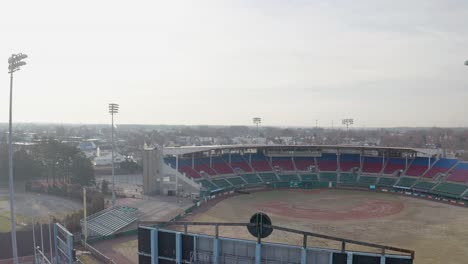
[300,174,318,182]
[278,174,300,182]
[377,177,398,186]
[340,173,358,184]
[226,177,246,186]
[198,179,217,190]
[212,178,232,188]
[413,181,436,190]
[258,173,279,182]
[396,177,418,188]
[432,182,467,198]
[320,172,338,182]
[240,173,262,184]
[358,176,377,185]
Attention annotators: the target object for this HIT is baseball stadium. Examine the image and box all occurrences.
[81,144,468,264]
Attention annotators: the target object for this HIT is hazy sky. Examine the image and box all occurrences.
[1,0,467,127]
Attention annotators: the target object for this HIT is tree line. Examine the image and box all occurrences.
[0,138,94,186]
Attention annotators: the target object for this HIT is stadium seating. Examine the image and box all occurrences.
[423,158,458,179]
[258,173,279,182]
[164,156,177,168]
[226,177,247,186]
[320,172,338,182]
[198,179,217,190]
[212,178,232,188]
[317,154,338,171]
[339,154,360,172]
[250,153,273,172]
[405,157,433,176]
[340,173,358,184]
[226,154,253,172]
[178,158,201,178]
[432,182,467,198]
[300,174,318,181]
[271,157,295,171]
[211,156,234,175]
[395,177,418,188]
[194,157,217,176]
[278,174,300,182]
[383,158,406,175]
[293,157,316,171]
[240,173,262,184]
[357,175,377,185]
[447,162,468,183]
[362,157,384,173]
[412,181,437,190]
[377,177,398,186]
[83,206,138,237]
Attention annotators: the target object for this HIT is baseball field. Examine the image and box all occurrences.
[103,189,468,264]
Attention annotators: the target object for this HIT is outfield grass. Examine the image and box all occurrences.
[0,211,29,232]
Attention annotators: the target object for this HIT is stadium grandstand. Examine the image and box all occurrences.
[159,145,468,202]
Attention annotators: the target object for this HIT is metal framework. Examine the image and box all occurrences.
[109,103,119,205]
[147,221,415,259]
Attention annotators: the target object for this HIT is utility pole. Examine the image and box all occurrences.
[342,118,354,144]
[7,53,28,264]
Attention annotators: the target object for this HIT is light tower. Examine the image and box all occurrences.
[342,118,354,144]
[7,53,28,264]
[253,117,262,144]
[109,103,119,206]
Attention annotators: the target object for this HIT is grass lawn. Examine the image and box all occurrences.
[0,211,29,232]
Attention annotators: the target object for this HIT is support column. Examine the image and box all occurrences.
[175,155,179,171]
[151,229,158,264]
[176,232,182,264]
[53,224,58,264]
[213,237,219,264]
[380,255,386,264]
[382,153,385,173]
[337,152,341,171]
[347,252,353,264]
[301,248,307,264]
[255,243,262,264]
[192,154,195,168]
[210,153,213,167]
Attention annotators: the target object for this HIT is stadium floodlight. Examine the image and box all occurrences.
[7,53,28,264]
[109,103,119,206]
[342,118,354,144]
[253,117,262,144]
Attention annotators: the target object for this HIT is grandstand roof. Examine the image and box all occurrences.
[163,144,430,156]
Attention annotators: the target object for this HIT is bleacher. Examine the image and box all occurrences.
[226,177,247,186]
[227,154,253,172]
[412,181,437,190]
[271,157,295,171]
[198,179,217,190]
[358,175,377,185]
[340,154,360,172]
[212,178,232,188]
[432,182,468,198]
[250,153,273,172]
[278,174,300,182]
[258,173,279,182]
[240,173,262,184]
[300,174,318,181]
[178,158,201,178]
[317,154,337,171]
[82,206,138,237]
[384,158,406,175]
[340,173,358,184]
[194,157,217,176]
[423,158,458,179]
[395,177,418,188]
[320,172,338,182]
[211,156,234,174]
[405,157,433,177]
[362,157,384,173]
[447,162,468,183]
[293,157,315,171]
[377,177,398,186]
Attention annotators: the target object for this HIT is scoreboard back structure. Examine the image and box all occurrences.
[138,213,414,264]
